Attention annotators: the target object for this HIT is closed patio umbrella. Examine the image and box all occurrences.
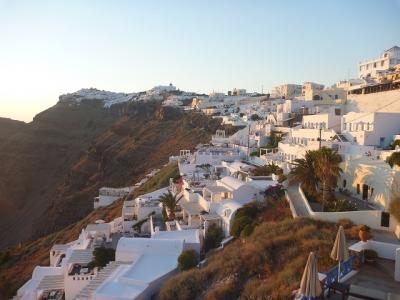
[330,225,349,281]
[300,252,322,299]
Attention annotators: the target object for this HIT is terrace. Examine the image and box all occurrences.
[327,258,400,299]
[319,239,400,300]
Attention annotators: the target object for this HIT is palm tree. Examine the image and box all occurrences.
[159,191,182,221]
[291,150,319,197]
[315,147,342,210]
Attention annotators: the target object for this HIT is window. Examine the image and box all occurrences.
[373,62,376,68]
[343,180,347,188]
[357,184,360,194]
[381,60,384,66]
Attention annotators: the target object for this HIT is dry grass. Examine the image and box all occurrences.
[160,197,342,300]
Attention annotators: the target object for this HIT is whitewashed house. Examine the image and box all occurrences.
[94,187,133,209]
[342,112,400,148]
[122,187,167,235]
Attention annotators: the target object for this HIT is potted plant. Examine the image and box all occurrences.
[364,249,378,264]
[359,225,371,242]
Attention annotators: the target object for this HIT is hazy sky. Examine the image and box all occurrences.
[1,0,399,122]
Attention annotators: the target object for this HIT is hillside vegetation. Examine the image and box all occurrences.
[160,196,340,300]
[0,163,179,298]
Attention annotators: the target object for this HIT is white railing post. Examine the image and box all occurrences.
[395,248,400,282]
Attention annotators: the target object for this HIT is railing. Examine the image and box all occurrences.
[323,256,355,289]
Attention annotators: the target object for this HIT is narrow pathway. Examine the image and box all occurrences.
[286,184,310,217]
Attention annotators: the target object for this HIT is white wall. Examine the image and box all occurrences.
[298,186,399,234]
[65,274,93,300]
[365,240,400,260]
[346,89,400,114]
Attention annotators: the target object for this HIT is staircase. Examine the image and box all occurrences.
[75,261,127,299]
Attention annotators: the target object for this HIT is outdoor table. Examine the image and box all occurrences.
[327,282,350,300]
[348,241,368,263]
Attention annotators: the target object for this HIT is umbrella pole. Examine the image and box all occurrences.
[338,262,341,282]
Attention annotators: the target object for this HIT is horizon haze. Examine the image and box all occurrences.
[1,0,400,122]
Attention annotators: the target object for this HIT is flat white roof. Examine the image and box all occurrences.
[205,185,230,193]
[97,238,183,299]
[50,244,70,252]
[123,254,178,283]
[116,237,183,260]
[85,223,111,232]
[37,275,64,291]
[219,176,245,190]
[137,187,169,200]
[247,179,276,191]
[66,249,93,264]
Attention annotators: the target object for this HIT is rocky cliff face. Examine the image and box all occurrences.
[0,95,220,249]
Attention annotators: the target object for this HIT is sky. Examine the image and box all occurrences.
[0,0,399,122]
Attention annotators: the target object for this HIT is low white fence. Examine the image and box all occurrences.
[366,240,400,260]
[298,186,399,234]
[284,190,298,218]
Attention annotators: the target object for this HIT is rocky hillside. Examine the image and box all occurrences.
[0,117,26,140]
[0,162,180,299]
[0,95,221,249]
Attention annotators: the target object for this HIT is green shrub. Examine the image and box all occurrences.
[204,224,224,252]
[325,199,357,212]
[231,215,252,238]
[178,250,198,271]
[241,224,255,237]
[91,247,115,268]
[364,249,378,260]
[250,150,259,157]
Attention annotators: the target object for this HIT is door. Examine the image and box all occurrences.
[362,184,369,201]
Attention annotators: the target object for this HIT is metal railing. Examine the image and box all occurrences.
[323,256,355,289]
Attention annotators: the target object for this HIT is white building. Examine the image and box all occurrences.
[358,46,400,79]
[272,84,302,99]
[301,82,324,98]
[339,157,400,211]
[151,228,201,254]
[122,187,167,235]
[302,113,342,132]
[147,83,177,95]
[90,238,183,300]
[342,112,400,148]
[94,187,133,209]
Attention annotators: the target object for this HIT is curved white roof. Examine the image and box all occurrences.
[152,229,200,244]
[214,200,243,219]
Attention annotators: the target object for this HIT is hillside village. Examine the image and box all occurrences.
[12,46,400,300]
